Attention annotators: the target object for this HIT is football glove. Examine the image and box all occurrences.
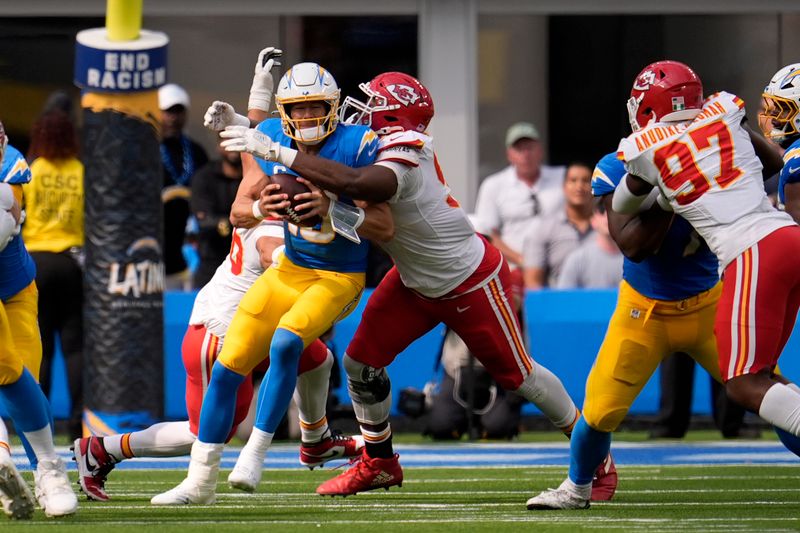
[249,46,283,112]
[220,126,297,167]
[203,101,249,132]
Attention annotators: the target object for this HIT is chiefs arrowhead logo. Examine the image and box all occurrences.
[633,70,657,92]
[386,84,420,106]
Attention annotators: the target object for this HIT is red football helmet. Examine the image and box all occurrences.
[340,72,434,135]
[627,60,704,131]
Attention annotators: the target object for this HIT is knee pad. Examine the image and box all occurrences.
[343,353,392,425]
[583,403,628,433]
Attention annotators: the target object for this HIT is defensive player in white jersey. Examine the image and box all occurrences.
[609,60,800,448]
[760,63,800,223]
[219,72,617,499]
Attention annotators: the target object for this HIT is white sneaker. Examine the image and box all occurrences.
[0,454,35,519]
[526,478,591,510]
[34,458,78,517]
[227,455,262,493]
[150,478,216,505]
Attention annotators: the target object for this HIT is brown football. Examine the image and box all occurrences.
[270,173,322,228]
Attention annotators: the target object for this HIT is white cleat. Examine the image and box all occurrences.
[227,460,262,493]
[526,479,591,510]
[34,458,78,517]
[150,479,216,506]
[0,454,35,519]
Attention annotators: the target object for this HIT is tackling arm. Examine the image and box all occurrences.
[354,201,394,243]
[603,193,674,263]
[744,122,784,180]
[289,151,398,204]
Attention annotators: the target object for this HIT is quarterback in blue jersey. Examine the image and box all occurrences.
[0,125,77,518]
[761,63,800,222]
[154,62,391,505]
[528,152,725,510]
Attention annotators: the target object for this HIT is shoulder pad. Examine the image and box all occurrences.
[1,146,31,185]
[379,131,426,151]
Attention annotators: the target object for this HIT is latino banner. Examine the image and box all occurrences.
[74,3,169,435]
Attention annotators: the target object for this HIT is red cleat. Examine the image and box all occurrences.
[71,436,117,502]
[591,453,617,501]
[316,451,403,496]
[300,431,364,469]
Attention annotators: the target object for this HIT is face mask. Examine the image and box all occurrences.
[296,125,325,145]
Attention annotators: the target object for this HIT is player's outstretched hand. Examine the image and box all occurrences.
[204,101,249,131]
[249,47,283,112]
[220,126,279,161]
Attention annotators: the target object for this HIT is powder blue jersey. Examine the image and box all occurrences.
[778,137,800,205]
[0,145,36,301]
[592,152,718,300]
[255,119,378,272]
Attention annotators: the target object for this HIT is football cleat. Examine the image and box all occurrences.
[526,479,590,511]
[316,451,402,497]
[34,458,78,517]
[300,431,365,469]
[150,479,216,506]
[71,436,117,502]
[590,453,618,501]
[0,453,35,519]
[227,461,261,493]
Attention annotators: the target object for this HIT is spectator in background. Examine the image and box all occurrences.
[557,201,623,289]
[22,101,84,440]
[159,83,208,290]
[190,143,243,288]
[522,162,593,289]
[475,122,565,304]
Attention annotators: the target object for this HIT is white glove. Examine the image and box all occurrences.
[249,47,283,112]
[203,101,249,132]
[220,125,297,167]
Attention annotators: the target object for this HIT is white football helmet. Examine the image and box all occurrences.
[275,62,340,144]
[760,63,800,147]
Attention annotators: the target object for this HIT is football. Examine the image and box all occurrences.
[270,173,322,228]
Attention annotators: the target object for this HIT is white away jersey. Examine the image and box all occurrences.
[189,220,283,337]
[374,131,484,297]
[617,91,794,270]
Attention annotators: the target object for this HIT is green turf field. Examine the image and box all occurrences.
[4,465,799,532]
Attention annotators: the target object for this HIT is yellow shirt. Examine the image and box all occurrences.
[22,157,84,252]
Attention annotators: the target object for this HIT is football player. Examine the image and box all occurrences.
[0,122,77,518]
[152,61,391,505]
[760,63,800,222]
[73,48,362,504]
[218,72,616,499]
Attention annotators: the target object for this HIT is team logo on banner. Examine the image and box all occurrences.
[107,236,165,301]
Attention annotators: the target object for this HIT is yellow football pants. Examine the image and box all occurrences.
[0,281,42,385]
[583,280,723,432]
[218,253,364,376]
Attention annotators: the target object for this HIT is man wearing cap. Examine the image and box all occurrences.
[159,83,209,290]
[474,123,565,302]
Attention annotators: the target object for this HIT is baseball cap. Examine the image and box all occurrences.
[158,83,190,111]
[505,122,540,147]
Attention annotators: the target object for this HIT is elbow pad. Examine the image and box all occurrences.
[612,177,649,214]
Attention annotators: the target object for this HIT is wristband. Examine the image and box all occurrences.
[656,193,673,212]
[252,199,265,220]
[275,145,298,168]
